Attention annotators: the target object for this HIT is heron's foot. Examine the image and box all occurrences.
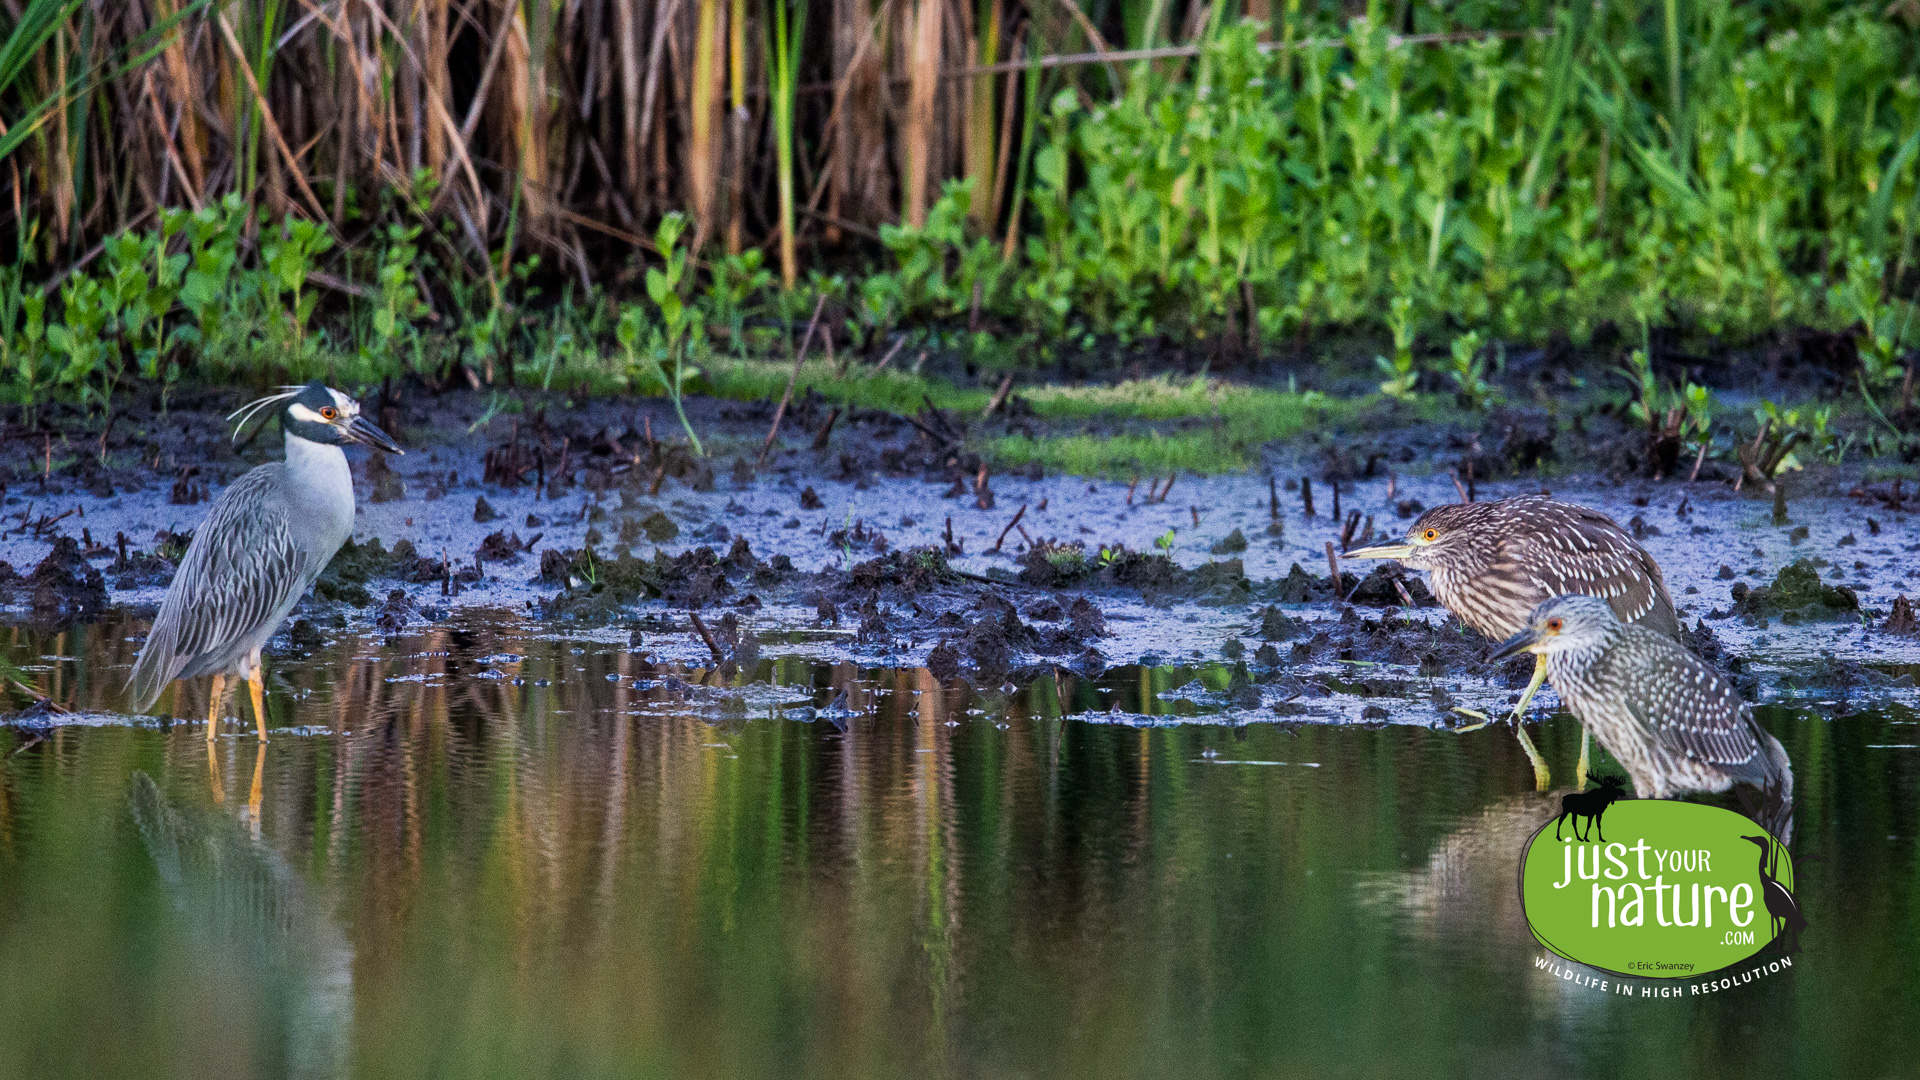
[1512,721,1552,792]
[1450,707,1492,732]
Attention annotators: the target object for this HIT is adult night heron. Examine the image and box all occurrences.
[127,383,400,740]
[1344,496,1678,789]
[1491,596,1792,830]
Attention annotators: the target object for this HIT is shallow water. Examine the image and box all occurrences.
[2,612,1917,1080]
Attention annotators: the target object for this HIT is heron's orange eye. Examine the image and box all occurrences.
[1421,529,1438,542]
[319,406,337,420]
[1546,618,1563,632]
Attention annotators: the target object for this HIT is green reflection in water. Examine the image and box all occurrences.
[0,613,1916,1079]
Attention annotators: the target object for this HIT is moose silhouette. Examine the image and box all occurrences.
[1553,774,1627,842]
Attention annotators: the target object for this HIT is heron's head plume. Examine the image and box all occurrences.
[229,382,402,454]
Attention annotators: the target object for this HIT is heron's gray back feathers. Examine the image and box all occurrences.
[128,464,316,710]
[1431,498,1678,641]
[1549,622,1788,800]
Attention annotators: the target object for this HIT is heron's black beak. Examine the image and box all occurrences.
[1489,625,1540,662]
[345,414,403,454]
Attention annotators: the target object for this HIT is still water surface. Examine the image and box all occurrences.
[1,613,1916,1079]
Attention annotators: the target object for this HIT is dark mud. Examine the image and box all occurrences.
[1,375,1918,729]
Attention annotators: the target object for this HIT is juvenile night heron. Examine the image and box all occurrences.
[1344,496,1678,789]
[1492,596,1792,834]
[127,383,400,740]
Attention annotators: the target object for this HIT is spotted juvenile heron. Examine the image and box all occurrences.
[128,383,400,740]
[1492,596,1792,834]
[1344,496,1678,789]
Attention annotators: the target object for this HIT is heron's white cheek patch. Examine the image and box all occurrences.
[288,403,328,424]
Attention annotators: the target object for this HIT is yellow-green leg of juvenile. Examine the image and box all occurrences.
[1509,654,1552,791]
[1575,728,1591,792]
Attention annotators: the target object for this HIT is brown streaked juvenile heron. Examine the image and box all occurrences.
[1344,496,1679,789]
[128,383,401,741]
[1491,596,1792,836]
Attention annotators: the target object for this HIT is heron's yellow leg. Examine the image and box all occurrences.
[1575,728,1591,791]
[1503,654,1553,789]
[206,739,224,805]
[1510,654,1549,723]
[206,673,225,743]
[245,664,270,743]
[1450,707,1491,731]
[1512,721,1552,792]
[246,741,265,835]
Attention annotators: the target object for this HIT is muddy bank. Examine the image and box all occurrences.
[2,380,1918,727]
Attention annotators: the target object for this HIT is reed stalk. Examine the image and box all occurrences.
[768,0,803,287]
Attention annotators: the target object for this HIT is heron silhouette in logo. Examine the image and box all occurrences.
[1553,774,1627,842]
[1742,834,1805,955]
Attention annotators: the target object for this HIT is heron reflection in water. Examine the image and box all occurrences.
[129,771,353,1080]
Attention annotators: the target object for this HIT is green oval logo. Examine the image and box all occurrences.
[1521,800,1798,979]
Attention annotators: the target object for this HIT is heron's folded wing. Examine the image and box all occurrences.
[1501,504,1678,636]
[1627,649,1764,768]
[127,469,306,710]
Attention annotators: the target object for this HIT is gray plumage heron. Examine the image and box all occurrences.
[1491,596,1792,832]
[127,382,400,740]
[1344,496,1679,790]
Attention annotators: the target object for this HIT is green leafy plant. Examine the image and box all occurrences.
[1446,330,1494,410]
[1375,296,1418,400]
[623,212,704,456]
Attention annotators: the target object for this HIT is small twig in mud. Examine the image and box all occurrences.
[873,335,907,370]
[944,516,963,556]
[992,504,1028,552]
[983,373,1015,417]
[440,549,452,597]
[649,465,667,497]
[1393,578,1416,608]
[1301,476,1314,517]
[549,441,571,499]
[1387,470,1397,501]
[1127,476,1139,505]
[1464,457,1476,502]
[975,466,995,510]
[1339,511,1361,551]
[6,676,67,713]
[688,611,726,667]
[644,416,656,460]
[1450,470,1469,504]
[1360,514,1373,546]
[1331,481,1341,522]
[1190,505,1200,528]
[1326,542,1346,602]
[1016,524,1033,547]
[1688,442,1708,483]
[812,407,842,450]
[96,412,118,464]
[761,295,827,461]
[1772,484,1790,526]
[1269,476,1279,520]
[1153,472,1176,503]
[1736,420,1801,494]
